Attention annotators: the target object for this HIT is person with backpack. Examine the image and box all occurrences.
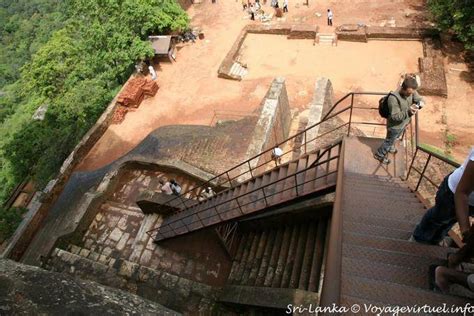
[374,77,424,164]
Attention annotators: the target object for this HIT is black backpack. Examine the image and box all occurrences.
[378,92,400,119]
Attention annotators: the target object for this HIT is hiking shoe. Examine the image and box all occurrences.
[373,153,391,164]
[438,236,453,248]
[389,147,398,154]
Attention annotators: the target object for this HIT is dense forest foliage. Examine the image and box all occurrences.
[428,0,474,50]
[0,0,188,239]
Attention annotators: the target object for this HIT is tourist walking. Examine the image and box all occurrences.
[242,0,247,10]
[327,9,333,26]
[374,77,424,164]
[271,146,283,166]
[249,4,256,20]
[283,0,288,12]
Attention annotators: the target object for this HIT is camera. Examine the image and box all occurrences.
[414,101,424,109]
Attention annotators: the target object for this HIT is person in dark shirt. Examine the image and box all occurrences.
[374,77,424,164]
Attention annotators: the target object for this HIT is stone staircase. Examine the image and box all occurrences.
[315,33,337,46]
[229,62,248,80]
[227,218,329,292]
[151,142,341,242]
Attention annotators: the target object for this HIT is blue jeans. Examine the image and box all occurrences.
[413,175,474,244]
[376,127,404,157]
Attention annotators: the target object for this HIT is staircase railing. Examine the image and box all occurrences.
[147,91,461,239]
[405,114,460,205]
[152,92,388,215]
[152,141,342,241]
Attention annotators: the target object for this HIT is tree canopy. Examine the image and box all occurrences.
[0,0,188,239]
[428,0,474,50]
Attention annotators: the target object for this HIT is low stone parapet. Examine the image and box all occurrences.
[335,24,367,42]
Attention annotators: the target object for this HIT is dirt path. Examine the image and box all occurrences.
[77,0,472,171]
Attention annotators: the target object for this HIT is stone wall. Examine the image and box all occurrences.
[243,77,292,178]
[218,24,314,80]
[366,26,439,40]
[305,78,335,153]
[335,24,368,42]
[418,38,448,97]
[336,24,439,42]
[13,160,221,266]
[48,248,217,314]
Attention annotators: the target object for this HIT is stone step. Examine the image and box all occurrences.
[308,219,327,292]
[271,224,293,287]
[263,227,284,287]
[280,223,301,288]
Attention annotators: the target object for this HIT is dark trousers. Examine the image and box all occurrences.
[413,175,474,244]
[328,18,333,26]
[283,5,288,12]
[376,127,404,157]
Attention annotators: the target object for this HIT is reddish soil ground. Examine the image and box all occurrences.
[77,0,472,171]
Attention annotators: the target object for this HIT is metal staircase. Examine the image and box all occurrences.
[320,137,470,307]
[151,142,341,242]
[145,92,386,243]
[144,90,470,307]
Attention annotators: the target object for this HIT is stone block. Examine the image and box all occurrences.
[88,251,99,261]
[79,249,90,258]
[160,272,179,290]
[115,232,130,251]
[109,227,124,242]
[102,247,113,257]
[175,278,192,298]
[69,245,81,255]
[118,260,139,278]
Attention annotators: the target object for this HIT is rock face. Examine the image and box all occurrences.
[0,259,180,315]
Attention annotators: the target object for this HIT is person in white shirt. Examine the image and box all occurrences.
[327,9,333,26]
[148,64,157,80]
[413,147,474,244]
[271,146,283,166]
[283,0,288,12]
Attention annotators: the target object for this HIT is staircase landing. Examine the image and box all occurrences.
[344,136,405,178]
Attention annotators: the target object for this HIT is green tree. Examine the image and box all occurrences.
[0,0,189,207]
[428,0,474,50]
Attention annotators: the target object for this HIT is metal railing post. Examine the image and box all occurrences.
[235,196,244,215]
[415,153,432,192]
[248,161,254,179]
[226,172,233,188]
[294,174,299,196]
[261,188,269,207]
[347,93,354,136]
[304,130,307,154]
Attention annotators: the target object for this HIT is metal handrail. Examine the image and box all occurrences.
[156,99,356,213]
[146,92,388,239]
[151,143,341,240]
[405,112,460,193]
[147,91,460,240]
